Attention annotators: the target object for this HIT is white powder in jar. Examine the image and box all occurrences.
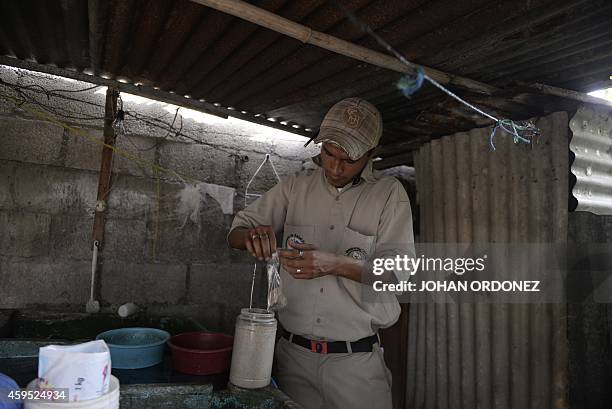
[229,308,277,389]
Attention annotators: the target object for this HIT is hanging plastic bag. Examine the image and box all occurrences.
[37,340,111,401]
[267,252,287,311]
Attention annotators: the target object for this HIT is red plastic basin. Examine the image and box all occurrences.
[168,332,234,375]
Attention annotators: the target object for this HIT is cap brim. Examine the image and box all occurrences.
[313,129,369,161]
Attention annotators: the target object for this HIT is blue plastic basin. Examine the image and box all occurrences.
[96,327,170,369]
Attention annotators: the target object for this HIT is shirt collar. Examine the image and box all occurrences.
[311,154,378,186]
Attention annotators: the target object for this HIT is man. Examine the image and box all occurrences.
[228,97,414,409]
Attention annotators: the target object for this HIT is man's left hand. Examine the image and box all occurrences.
[278,241,338,280]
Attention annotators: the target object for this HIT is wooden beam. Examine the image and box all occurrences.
[190,0,498,96]
[92,87,118,248]
[531,83,612,108]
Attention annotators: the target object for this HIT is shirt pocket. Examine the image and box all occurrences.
[340,226,376,261]
[282,224,315,249]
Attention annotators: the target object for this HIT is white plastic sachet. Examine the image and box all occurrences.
[267,252,287,311]
[37,340,111,401]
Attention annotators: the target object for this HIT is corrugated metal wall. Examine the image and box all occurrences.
[567,211,612,409]
[410,112,569,409]
[569,104,612,215]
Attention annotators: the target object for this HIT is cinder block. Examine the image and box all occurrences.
[103,218,147,260]
[66,130,159,178]
[64,129,103,172]
[149,199,230,263]
[0,99,17,116]
[99,261,186,304]
[0,117,64,165]
[13,165,97,214]
[157,140,236,186]
[0,211,51,257]
[50,214,94,260]
[105,175,155,219]
[0,162,15,209]
[113,134,157,178]
[65,130,159,177]
[188,262,261,308]
[0,259,91,307]
[149,220,199,262]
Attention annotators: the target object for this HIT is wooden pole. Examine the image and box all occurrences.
[92,86,118,248]
[531,83,612,108]
[190,0,498,95]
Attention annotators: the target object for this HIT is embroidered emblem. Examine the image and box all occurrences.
[286,233,305,247]
[345,247,367,260]
[343,107,362,129]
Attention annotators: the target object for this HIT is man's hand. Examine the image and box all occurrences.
[228,226,277,261]
[278,241,339,280]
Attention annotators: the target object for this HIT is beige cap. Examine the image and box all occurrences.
[313,97,383,160]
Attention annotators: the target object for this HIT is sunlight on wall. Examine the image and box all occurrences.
[93,87,307,142]
[2,64,310,144]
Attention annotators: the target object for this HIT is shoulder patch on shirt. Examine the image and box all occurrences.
[345,247,368,260]
[286,233,305,247]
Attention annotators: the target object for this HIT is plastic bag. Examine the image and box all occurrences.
[37,340,111,401]
[267,252,287,311]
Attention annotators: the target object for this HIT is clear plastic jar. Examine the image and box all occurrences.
[229,308,277,389]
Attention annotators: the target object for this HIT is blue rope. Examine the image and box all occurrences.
[396,67,425,97]
[335,1,541,149]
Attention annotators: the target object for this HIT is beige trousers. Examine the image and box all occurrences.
[274,337,393,409]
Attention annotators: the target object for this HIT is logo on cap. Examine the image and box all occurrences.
[343,107,362,129]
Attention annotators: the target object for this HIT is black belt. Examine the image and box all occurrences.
[281,328,379,354]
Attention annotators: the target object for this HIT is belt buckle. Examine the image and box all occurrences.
[310,340,328,354]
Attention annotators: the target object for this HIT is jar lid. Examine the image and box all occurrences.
[240,308,276,323]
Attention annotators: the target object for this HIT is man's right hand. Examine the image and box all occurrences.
[228,226,277,261]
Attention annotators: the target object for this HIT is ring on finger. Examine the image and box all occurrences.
[296,268,301,273]
[298,250,304,258]
[261,232,268,238]
[251,234,259,240]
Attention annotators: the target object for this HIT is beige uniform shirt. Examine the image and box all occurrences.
[230,159,414,341]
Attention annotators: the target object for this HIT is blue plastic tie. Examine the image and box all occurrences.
[489,120,536,150]
[396,67,425,98]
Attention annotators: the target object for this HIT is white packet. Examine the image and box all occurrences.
[267,252,287,311]
[37,340,111,401]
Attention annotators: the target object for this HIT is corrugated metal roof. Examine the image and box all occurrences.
[1,0,611,164]
[570,104,612,215]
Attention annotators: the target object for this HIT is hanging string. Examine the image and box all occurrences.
[244,153,281,208]
[249,263,257,310]
[334,0,539,148]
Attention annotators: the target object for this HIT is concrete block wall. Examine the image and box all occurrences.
[0,66,318,333]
